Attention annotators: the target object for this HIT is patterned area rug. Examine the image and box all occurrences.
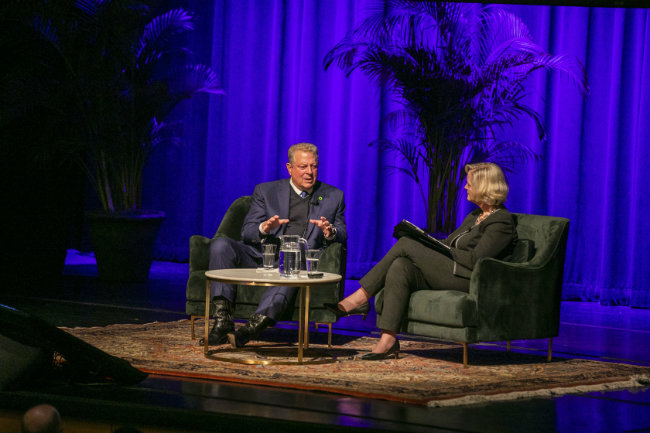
[62,320,650,406]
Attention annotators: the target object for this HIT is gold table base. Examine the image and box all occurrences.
[205,346,337,365]
[204,269,342,365]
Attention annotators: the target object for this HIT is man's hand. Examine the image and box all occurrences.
[261,215,289,234]
[310,217,335,238]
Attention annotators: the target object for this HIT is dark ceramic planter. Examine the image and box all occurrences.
[86,210,165,282]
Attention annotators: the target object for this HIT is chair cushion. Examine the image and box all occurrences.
[512,213,568,266]
[507,238,535,263]
[407,290,477,328]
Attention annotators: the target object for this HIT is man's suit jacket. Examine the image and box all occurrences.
[443,208,517,279]
[241,178,347,250]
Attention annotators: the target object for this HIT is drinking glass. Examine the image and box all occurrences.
[262,244,276,270]
[306,249,321,275]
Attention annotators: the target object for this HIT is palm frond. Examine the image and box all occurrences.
[382,109,420,137]
[529,54,589,94]
[179,64,225,95]
[31,15,60,48]
[476,8,533,64]
[372,135,428,208]
[136,8,194,63]
[150,118,184,148]
[493,100,546,141]
[473,140,541,174]
[75,0,100,19]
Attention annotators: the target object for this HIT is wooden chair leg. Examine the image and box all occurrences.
[190,315,200,340]
[462,342,468,368]
[327,323,332,348]
[314,323,333,348]
[506,341,511,352]
[547,337,553,362]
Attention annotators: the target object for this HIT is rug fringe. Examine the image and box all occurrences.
[427,375,650,408]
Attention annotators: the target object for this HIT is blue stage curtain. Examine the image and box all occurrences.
[500,5,650,308]
[145,2,650,308]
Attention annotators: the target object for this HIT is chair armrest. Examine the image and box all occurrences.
[189,235,211,272]
[315,242,346,303]
[318,242,345,275]
[470,257,564,341]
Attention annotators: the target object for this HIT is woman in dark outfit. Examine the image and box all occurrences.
[326,162,517,360]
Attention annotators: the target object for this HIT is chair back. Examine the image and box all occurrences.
[512,213,569,267]
[473,213,570,342]
[214,196,252,240]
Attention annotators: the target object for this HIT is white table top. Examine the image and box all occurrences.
[205,268,342,286]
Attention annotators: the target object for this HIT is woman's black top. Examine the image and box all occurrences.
[443,208,518,279]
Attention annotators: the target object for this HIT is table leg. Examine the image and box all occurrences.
[298,286,304,362]
[204,279,210,355]
[304,285,310,349]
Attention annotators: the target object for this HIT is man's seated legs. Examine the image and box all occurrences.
[230,285,298,347]
[208,236,260,300]
[256,286,298,319]
[200,237,259,345]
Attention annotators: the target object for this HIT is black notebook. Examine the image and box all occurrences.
[393,220,452,259]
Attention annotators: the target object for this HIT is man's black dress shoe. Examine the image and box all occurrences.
[324,302,370,320]
[228,313,276,348]
[198,297,234,346]
[359,339,400,360]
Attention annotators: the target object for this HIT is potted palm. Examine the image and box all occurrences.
[1,5,82,290]
[324,1,589,234]
[6,0,223,281]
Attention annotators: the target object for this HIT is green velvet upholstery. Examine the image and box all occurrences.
[186,196,346,328]
[375,213,569,364]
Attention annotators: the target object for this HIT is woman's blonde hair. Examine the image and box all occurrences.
[465,162,509,206]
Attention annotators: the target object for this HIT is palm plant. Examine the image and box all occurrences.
[324,1,588,234]
[3,0,223,213]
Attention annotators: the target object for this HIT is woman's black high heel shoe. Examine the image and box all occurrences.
[359,340,400,361]
[324,302,370,320]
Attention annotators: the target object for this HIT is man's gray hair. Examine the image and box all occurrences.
[288,143,318,165]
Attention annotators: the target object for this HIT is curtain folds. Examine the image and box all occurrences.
[146,2,650,307]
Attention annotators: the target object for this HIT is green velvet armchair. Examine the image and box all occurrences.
[186,196,346,344]
[375,213,569,367]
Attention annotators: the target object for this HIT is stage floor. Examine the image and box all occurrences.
[0,250,648,433]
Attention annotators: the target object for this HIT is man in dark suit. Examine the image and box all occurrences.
[202,143,347,347]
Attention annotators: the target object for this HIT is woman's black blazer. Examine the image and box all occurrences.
[443,208,517,279]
